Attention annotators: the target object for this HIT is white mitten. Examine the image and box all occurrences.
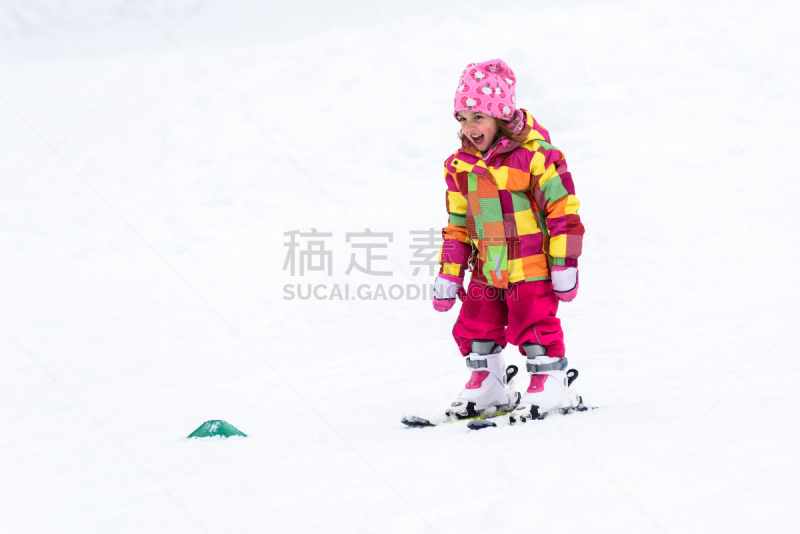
[551,267,578,302]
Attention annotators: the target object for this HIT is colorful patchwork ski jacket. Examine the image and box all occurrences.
[438,109,584,288]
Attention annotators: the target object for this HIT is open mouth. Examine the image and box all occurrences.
[471,134,484,144]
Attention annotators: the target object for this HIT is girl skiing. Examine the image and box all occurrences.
[433,58,585,422]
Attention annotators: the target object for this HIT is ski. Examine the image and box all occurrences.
[401,402,519,428]
[469,395,596,430]
[402,366,596,430]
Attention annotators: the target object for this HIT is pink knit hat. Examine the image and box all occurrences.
[453,59,517,120]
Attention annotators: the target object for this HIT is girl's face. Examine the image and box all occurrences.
[457,110,499,153]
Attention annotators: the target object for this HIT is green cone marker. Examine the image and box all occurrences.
[188,420,246,438]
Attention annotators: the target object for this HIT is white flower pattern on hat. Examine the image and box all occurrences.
[486,62,505,73]
[461,96,482,110]
[469,68,487,82]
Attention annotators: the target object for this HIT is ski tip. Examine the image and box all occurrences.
[467,419,497,430]
[401,416,435,428]
[575,395,599,412]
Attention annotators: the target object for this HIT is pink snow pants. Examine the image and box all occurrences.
[452,280,565,357]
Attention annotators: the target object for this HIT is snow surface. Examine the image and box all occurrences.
[2,1,800,532]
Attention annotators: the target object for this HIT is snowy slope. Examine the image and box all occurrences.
[1,1,800,533]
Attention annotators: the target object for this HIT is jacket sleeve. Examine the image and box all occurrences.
[531,142,584,268]
[438,159,471,279]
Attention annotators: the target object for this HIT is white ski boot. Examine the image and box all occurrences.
[510,343,585,424]
[446,340,520,420]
